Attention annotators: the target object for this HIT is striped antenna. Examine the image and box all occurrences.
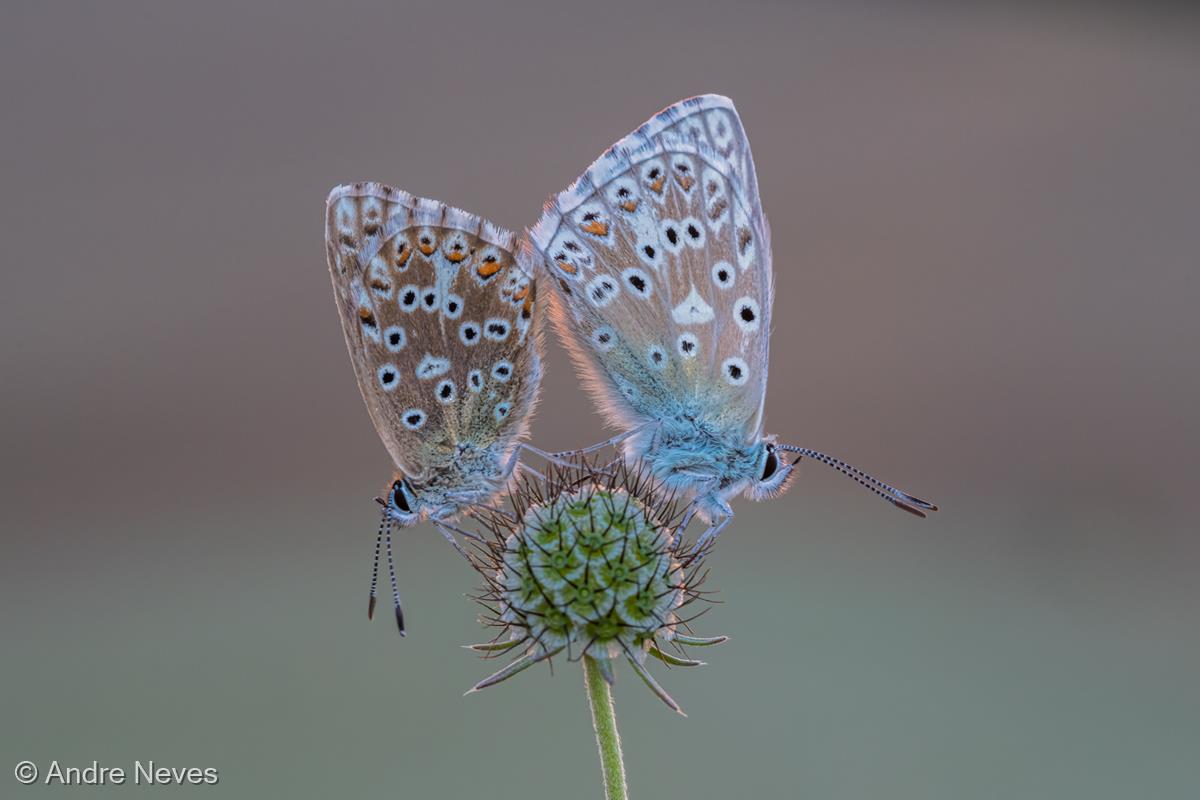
[384,513,406,636]
[777,446,938,518]
[367,506,387,620]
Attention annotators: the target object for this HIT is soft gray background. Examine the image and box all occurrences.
[2,1,1197,798]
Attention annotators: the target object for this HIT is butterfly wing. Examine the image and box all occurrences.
[530,95,772,443]
[326,183,542,483]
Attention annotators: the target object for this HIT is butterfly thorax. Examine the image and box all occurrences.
[634,416,764,520]
[405,442,512,521]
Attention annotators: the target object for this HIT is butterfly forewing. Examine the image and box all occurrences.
[531,95,772,442]
[326,183,541,483]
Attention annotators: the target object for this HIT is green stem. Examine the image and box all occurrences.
[583,656,628,800]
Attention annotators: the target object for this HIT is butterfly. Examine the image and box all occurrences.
[530,95,937,547]
[326,182,561,634]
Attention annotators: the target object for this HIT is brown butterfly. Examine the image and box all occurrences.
[327,182,560,634]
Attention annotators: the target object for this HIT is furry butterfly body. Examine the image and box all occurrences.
[532,95,935,543]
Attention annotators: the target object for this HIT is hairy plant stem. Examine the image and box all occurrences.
[583,656,628,800]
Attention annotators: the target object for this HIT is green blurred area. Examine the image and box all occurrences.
[3,497,1196,798]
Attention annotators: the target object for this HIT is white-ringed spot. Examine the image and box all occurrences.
[592,326,616,352]
[443,293,463,319]
[467,369,483,393]
[680,216,706,249]
[647,345,667,370]
[401,409,427,430]
[676,332,699,359]
[420,286,439,313]
[383,325,407,352]
[711,261,735,289]
[435,379,457,404]
[491,360,514,383]
[483,318,510,342]
[621,267,653,299]
[494,401,512,421]
[398,284,420,312]
[377,363,400,391]
[586,275,620,308]
[459,321,481,346]
[659,218,684,255]
[733,296,761,333]
[722,356,750,387]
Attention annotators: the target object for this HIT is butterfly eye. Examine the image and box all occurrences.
[391,481,412,513]
[760,448,779,482]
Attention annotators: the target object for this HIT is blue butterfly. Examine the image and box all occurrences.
[530,95,936,546]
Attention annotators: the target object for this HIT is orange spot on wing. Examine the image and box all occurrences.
[418,243,436,255]
[477,260,503,278]
[581,220,609,236]
[447,250,467,262]
[649,177,665,194]
[512,285,529,302]
[620,200,639,212]
[677,175,694,192]
[556,260,577,274]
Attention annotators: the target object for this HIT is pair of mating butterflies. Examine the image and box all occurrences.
[326,95,937,634]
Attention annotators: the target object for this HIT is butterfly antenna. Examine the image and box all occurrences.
[368,505,387,620]
[777,446,938,518]
[384,513,406,636]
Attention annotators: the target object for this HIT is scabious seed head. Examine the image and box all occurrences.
[466,461,725,712]
[501,483,682,657]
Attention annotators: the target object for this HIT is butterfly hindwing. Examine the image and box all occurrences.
[327,183,541,482]
[531,95,772,440]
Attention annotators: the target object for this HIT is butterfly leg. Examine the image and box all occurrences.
[546,419,658,460]
[431,520,480,564]
[517,442,617,472]
[384,517,405,636]
[514,460,548,482]
[692,515,732,552]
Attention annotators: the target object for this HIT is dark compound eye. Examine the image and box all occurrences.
[392,481,411,513]
[761,449,779,481]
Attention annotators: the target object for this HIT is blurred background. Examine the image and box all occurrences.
[2,1,1197,797]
